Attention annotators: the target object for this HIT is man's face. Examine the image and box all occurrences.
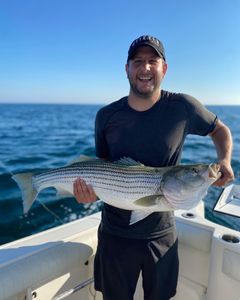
[126,46,167,98]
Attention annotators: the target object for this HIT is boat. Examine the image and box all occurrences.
[0,185,240,300]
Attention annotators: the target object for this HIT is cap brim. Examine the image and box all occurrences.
[128,42,165,61]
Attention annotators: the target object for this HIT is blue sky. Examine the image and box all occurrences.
[0,0,239,105]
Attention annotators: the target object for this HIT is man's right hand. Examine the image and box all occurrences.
[73,178,97,203]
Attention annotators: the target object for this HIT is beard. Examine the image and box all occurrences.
[128,76,161,99]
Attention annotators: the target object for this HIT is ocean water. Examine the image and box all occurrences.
[0,103,239,245]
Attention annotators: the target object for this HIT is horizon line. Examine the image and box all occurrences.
[0,101,239,106]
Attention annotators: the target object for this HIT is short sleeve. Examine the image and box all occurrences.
[181,94,218,136]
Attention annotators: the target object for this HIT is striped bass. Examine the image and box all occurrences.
[12,156,221,224]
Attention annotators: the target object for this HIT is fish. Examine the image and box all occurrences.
[12,156,221,224]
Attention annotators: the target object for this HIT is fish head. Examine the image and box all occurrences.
[161,163,221,206]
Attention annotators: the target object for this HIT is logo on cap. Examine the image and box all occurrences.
[130,35,160,48]
[128,35,166,62]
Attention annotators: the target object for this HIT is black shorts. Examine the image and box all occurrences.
[94,229,179,300]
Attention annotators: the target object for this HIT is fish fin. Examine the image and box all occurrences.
[12,173,38,214]
[133,195,174,210]
[130,210,153,224]
[67,155,95,165]
[115,157,144,166]
[133,195,163,207]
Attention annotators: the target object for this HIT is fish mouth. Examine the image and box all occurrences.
[209,163,221,181]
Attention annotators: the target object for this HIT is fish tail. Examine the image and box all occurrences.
[12,173,38,214]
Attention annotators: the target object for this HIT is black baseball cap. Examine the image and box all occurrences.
[127,35,166,62]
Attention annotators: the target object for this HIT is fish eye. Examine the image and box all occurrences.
[192,168,199,175]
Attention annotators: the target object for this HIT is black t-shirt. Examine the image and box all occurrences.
[95,90,217,239]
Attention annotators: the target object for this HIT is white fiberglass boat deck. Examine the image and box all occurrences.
[0,186,240,300]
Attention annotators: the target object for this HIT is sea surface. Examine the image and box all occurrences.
[0,104,239,245]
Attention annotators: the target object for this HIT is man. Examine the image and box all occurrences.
[74,35,234,300]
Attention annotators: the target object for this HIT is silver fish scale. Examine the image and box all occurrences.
[33,161,163,198]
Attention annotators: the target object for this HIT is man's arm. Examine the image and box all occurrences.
[209,120,235,186]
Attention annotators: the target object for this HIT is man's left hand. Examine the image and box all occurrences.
[213,160,235,187]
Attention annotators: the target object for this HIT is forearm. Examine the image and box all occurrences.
[209,120,234,186]
[209,120,233,163]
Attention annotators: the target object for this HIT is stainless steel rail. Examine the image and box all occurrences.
[51,278,94,300]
